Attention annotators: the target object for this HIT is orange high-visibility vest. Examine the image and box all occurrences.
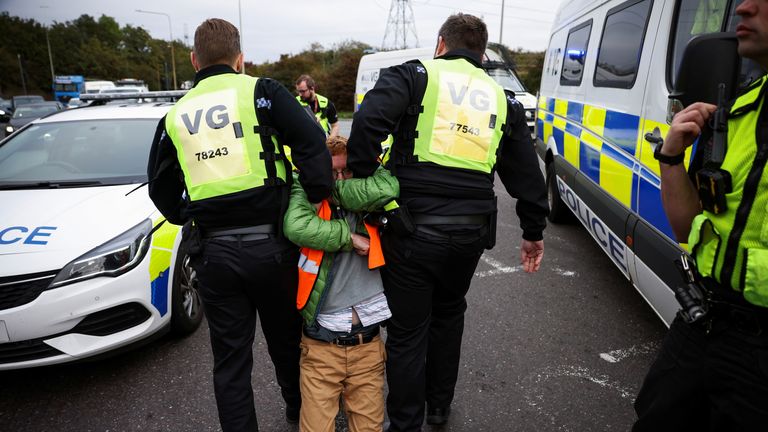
[296,200,385,310]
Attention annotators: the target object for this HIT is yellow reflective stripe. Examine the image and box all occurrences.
[600,154,633,207]
[583,104,606,138]
[554,99,568,117]
[564,131,580,168]
[149,219,180,280]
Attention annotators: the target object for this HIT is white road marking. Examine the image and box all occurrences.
[552,267,577,277]
[474,254,521,278]
[599,341,660,363]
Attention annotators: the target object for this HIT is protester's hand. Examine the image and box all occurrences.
[520,240,544,273]
[664,102,716,156]
[351,233,370,256]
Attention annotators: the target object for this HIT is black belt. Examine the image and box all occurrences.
[331,327,379,346]
[203,224,276,241]
[412,214,487,225]
[703,279,768,336]
[306,327,380,346]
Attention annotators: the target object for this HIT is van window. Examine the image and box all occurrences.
[671,0,764,89]
[560,21,592,86]
[670,0,729,87]
[594,0,653,89]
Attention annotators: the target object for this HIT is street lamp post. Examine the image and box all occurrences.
[136,9,177,90]
[17,53,27,95]
[40,6,55,89]
[499,0,505,44]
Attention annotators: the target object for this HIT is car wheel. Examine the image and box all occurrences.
[170,238,204,336]
[547,162,573,224]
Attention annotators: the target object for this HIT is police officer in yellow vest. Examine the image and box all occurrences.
[347,14,548,431]
[147,19,332,432]
[295,74,340,138]
[634,1,768,429]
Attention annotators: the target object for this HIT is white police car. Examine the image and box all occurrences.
[0,92,203,369]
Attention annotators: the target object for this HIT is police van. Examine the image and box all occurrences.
[537,0,763,325]
[355,44,538,130]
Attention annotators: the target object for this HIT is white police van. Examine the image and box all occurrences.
[355,44,538,130]
[0,92,203,369]
[537,0,763,325]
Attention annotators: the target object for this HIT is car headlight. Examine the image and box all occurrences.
[5,125,12,133]
[50,219,153,288]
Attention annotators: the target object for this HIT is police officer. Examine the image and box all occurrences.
[346,13,548,431]
[634,1,768,429]
[147,18,332,432]
[295,74,340,138]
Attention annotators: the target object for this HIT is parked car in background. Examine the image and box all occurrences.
[3,102,65,137]
[83,80,116,94]
[11,95,45,112]
[0,92,202,369]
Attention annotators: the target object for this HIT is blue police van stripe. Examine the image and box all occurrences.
[536,118,545,141]
[565,122,581,138]
[545,113,555,123]
[637,167,673,239]
[602,144,634,169]
[150,269,169,316]
[553,128,565,156]
[580,141,601,184]
[547,97,555,113]
[603,110,640,156]
[631,172,640,212]
[567,101,583,123]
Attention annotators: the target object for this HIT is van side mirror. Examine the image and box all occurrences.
[668,32,740,123]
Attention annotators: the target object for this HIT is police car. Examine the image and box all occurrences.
[0,92,203,369]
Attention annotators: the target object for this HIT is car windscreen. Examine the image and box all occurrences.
[485,68,526,93]
[0,119,156,186]
[12,105,59,119]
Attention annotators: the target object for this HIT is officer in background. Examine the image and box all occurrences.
[295,74,340,138]
[346,13,548,431]
[147,18,332,432]
[634,0,768,429]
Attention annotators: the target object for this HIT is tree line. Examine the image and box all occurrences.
[0,12,544,112]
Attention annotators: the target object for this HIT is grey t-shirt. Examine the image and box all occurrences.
[319,211,385,314]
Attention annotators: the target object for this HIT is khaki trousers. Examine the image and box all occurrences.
[299,333,386,432]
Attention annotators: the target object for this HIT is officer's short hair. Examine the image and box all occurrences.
[296,74,316,89]
[438,13,488,56]
[326,135,347,156]
[194,18,241,68]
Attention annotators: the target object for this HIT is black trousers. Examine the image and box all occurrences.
[633,314,768,431]
[381,227,487,432]
[193,235,302,432]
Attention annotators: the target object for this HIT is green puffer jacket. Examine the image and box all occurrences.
[283,167,399,325]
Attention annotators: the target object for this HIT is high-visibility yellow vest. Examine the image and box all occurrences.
[410,58,508,174]
[297,93,331,135]
[688,75,768,307]
[166,74,287,202]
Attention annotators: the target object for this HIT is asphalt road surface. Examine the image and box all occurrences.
[0,120,668,431]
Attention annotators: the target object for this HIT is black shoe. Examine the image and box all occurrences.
[426,406,451,425]
[285,405,300,424]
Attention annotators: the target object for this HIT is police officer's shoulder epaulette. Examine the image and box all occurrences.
[730,75,768,117]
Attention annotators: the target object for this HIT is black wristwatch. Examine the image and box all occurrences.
[653,144,685,166]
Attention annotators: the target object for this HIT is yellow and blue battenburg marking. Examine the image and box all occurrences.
[148,219,181,316]
[537,97,696,240]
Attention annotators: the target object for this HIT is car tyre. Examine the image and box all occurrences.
[547,162,573,224]
[170,236,204,336]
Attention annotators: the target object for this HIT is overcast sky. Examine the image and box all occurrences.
[3,0,563,64]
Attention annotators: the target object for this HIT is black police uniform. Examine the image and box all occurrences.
[147,64,332,432]
[347,49,549,431]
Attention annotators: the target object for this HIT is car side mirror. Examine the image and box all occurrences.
[668,32,740,123]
